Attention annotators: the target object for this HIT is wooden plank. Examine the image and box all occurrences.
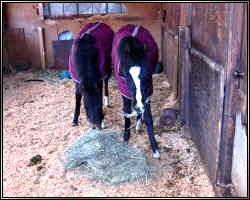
[191,3,227,64]
[165,3,181,34]
[164,32,179,98]
[217,3,244,191]
[190,50,225,185]
[162,3,181,100]
[179,3,192,28]
[37,3,44,19]
[179,27,191,125]
[239,4,247,125]
[6,28,30,69]
[179,3,191,125]
[37,27,46,69]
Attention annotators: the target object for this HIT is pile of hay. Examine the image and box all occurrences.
[64,128,158,185]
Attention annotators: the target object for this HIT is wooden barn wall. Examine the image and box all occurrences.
[162,3,181,99]
[191,3,228,64]
[4,3,162,69]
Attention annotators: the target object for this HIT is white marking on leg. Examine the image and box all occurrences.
[136,118,142,131]
[153,150,161,159]
[103,96,109,107]
[101,120,105,129]
[129,66,143,111]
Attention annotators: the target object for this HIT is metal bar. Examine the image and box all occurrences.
[37,27,46,69]
[76,3,79,15]
[190,47,224,72]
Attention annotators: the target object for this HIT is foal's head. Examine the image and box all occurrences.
[75,34,103,128]
[118,36,150,114]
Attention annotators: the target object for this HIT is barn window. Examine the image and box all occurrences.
[58,30,73,40]
[43,3,127,18]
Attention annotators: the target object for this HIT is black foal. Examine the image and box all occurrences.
[68,22,114,129]
[112,26,161,158]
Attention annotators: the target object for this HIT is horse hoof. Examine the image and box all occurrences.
[72,122,78,127]
[123,140,129,145]
[123,132,130,142]
[153,150,161,159]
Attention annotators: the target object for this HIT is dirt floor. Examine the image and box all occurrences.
[3,69,215,197]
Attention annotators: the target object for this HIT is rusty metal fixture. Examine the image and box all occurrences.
[159,108,179,128]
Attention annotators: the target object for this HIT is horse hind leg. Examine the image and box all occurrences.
[101,119,105,129]
[123,96,132,143]
[72,83,82,127]
[143,103,161,159]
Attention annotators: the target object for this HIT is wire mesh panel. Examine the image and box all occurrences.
[43,3,127,17]
[79,3,92,14]
[49,3,63,15]
[63,3,78,15]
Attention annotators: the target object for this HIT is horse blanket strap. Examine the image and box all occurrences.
[121,97,151,119]
[79,22,101,39]
[131,25,140,37]
[122,110,138,118]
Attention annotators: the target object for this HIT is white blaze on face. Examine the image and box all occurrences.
[129,66,143,111]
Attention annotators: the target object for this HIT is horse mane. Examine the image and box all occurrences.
[75,34,100,94]
[118,36,147,76]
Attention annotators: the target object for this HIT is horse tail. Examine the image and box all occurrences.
[74,34,100,94]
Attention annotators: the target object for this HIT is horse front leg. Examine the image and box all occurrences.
[143,102,160,159]
[123,96,132,142]
[72,82,82,126]
[99,81,105,129]
[103,76,110,107]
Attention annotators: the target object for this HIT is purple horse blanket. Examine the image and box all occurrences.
[111,24,159,99]
[69,22,114,83]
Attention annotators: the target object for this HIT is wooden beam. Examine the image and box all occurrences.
[37,3,44,20]
[190,48,224,72]
[37,27,46,69]
[179,27,191,125]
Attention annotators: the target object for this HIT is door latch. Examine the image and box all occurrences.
[233,69,245,79]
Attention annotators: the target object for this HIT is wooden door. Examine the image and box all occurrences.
[186,3,246,194]
[165,3,247,195]
[5,28,31,70]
